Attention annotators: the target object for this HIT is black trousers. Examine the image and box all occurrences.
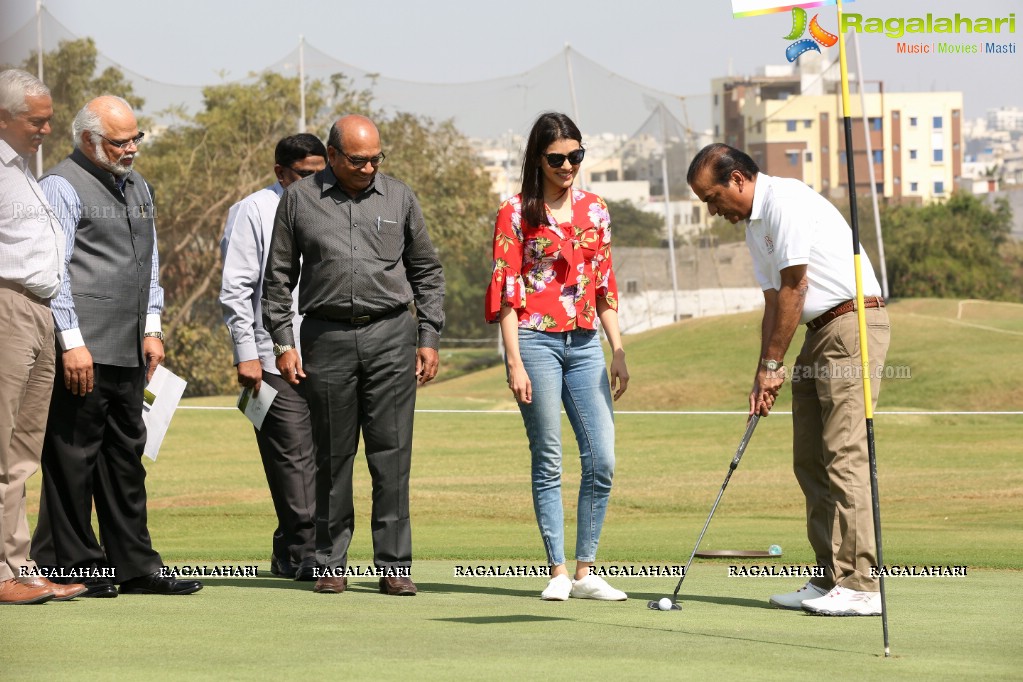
[255,371,316,570]
[31,358,162,583]
[301,310,418,570]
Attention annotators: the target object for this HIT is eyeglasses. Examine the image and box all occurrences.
[334,147,385,169]
[98,132,145,150]
[288,166,317,178]
[544,148,585,168]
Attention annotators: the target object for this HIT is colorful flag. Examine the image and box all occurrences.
[731,0,852,18]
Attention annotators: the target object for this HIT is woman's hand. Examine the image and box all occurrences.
[507,362,532,404]
[609,348,629,401]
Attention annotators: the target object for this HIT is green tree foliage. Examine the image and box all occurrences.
[603,198,663,247]
[698,215,746,246]
[882,192,1020,300]
[15,38,143,167]
[377,113,497,341]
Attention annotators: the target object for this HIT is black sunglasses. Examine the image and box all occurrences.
[332,145,386,169]
[288,166,317,178]
[544,148,585,168]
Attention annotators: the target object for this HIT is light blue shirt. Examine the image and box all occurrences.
[219,182,301,374]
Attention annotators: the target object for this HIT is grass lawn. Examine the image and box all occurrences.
[7,299,1022,679]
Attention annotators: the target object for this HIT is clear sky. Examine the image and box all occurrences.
[1,0,1019,135]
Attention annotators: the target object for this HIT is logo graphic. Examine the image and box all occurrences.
[783,7,838,62]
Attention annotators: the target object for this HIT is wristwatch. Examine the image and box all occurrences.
[760,358,783,372]
[143,331,165,341]
[272,343,295,357]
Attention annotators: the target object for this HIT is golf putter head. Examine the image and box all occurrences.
[646,598,683,611]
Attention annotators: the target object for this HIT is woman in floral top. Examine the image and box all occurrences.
[485,112,630,602]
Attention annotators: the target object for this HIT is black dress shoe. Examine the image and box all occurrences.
[270,555,296,579]
[294,559,318,582]
[78,577,118,599]
[119,571,203,595]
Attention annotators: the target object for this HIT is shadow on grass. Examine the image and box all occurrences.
[583,616,879,657]
[415,582,539,598]
[433,615,571,625]
[201,578,316,591]
[630,592,774,610]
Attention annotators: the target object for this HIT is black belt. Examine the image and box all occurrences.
[310,306,407,326]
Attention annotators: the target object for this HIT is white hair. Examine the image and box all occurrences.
[71,95,133,148]
[0,69,50,115]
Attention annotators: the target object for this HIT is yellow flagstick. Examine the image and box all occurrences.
[836,0,890,658]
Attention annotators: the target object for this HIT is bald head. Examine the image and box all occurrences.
[73,95,141,177]
[327,114,379,152]
[326,114,383,196]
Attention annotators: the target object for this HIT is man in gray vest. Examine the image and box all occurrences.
[31,96,201,597]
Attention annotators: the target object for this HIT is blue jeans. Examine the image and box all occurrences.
[515,329,615,566]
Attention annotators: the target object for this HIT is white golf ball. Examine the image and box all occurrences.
[658,597,673,611]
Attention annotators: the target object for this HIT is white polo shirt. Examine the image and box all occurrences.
[745,174,882,323]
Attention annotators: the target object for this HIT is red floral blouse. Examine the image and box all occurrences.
[485,189,618,331]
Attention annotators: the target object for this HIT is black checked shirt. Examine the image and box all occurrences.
[262,167,444,349]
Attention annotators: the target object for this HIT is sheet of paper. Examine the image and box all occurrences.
[237,382,278,430]
[142,365,188,461]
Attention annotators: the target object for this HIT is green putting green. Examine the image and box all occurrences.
[10,299,1021,679]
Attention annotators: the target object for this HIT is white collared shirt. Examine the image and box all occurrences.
[745,173,882,322]
[0,139,64,298]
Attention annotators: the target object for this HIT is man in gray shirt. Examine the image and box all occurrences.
[263,114,444,596]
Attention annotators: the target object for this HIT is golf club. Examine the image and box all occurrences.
[647,414,760,612]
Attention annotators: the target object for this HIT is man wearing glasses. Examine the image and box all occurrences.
[0,70,90,604]
[263,115,444,597]
[31,96,202,597]
[219,133,327,581]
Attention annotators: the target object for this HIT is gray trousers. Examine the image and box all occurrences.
[255,371,317,571]
[300,309,418,570]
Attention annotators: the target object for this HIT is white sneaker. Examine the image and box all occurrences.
[801,585,882,616]
[541,574,572,601]
[769,581,828,610]
[570,574,628,601]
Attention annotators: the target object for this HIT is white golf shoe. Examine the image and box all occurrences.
[769,581,829,610]
[540,574,572,601]
[801,585,882,616]
[570,574,627,601]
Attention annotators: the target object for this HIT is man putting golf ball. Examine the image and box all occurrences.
[687,144,891,617]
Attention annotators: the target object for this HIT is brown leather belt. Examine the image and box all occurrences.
[806,296,885,332]
[0,278,50,306]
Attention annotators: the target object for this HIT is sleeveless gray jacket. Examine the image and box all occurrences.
[44,149,157,367]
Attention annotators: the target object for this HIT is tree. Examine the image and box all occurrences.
[882,192,1019,300]
[15,38,143,167]
[378,113,497,341]
[603,199,664,247]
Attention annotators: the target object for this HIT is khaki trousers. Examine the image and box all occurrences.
[791,306,890,592]
[0,285,55,582]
